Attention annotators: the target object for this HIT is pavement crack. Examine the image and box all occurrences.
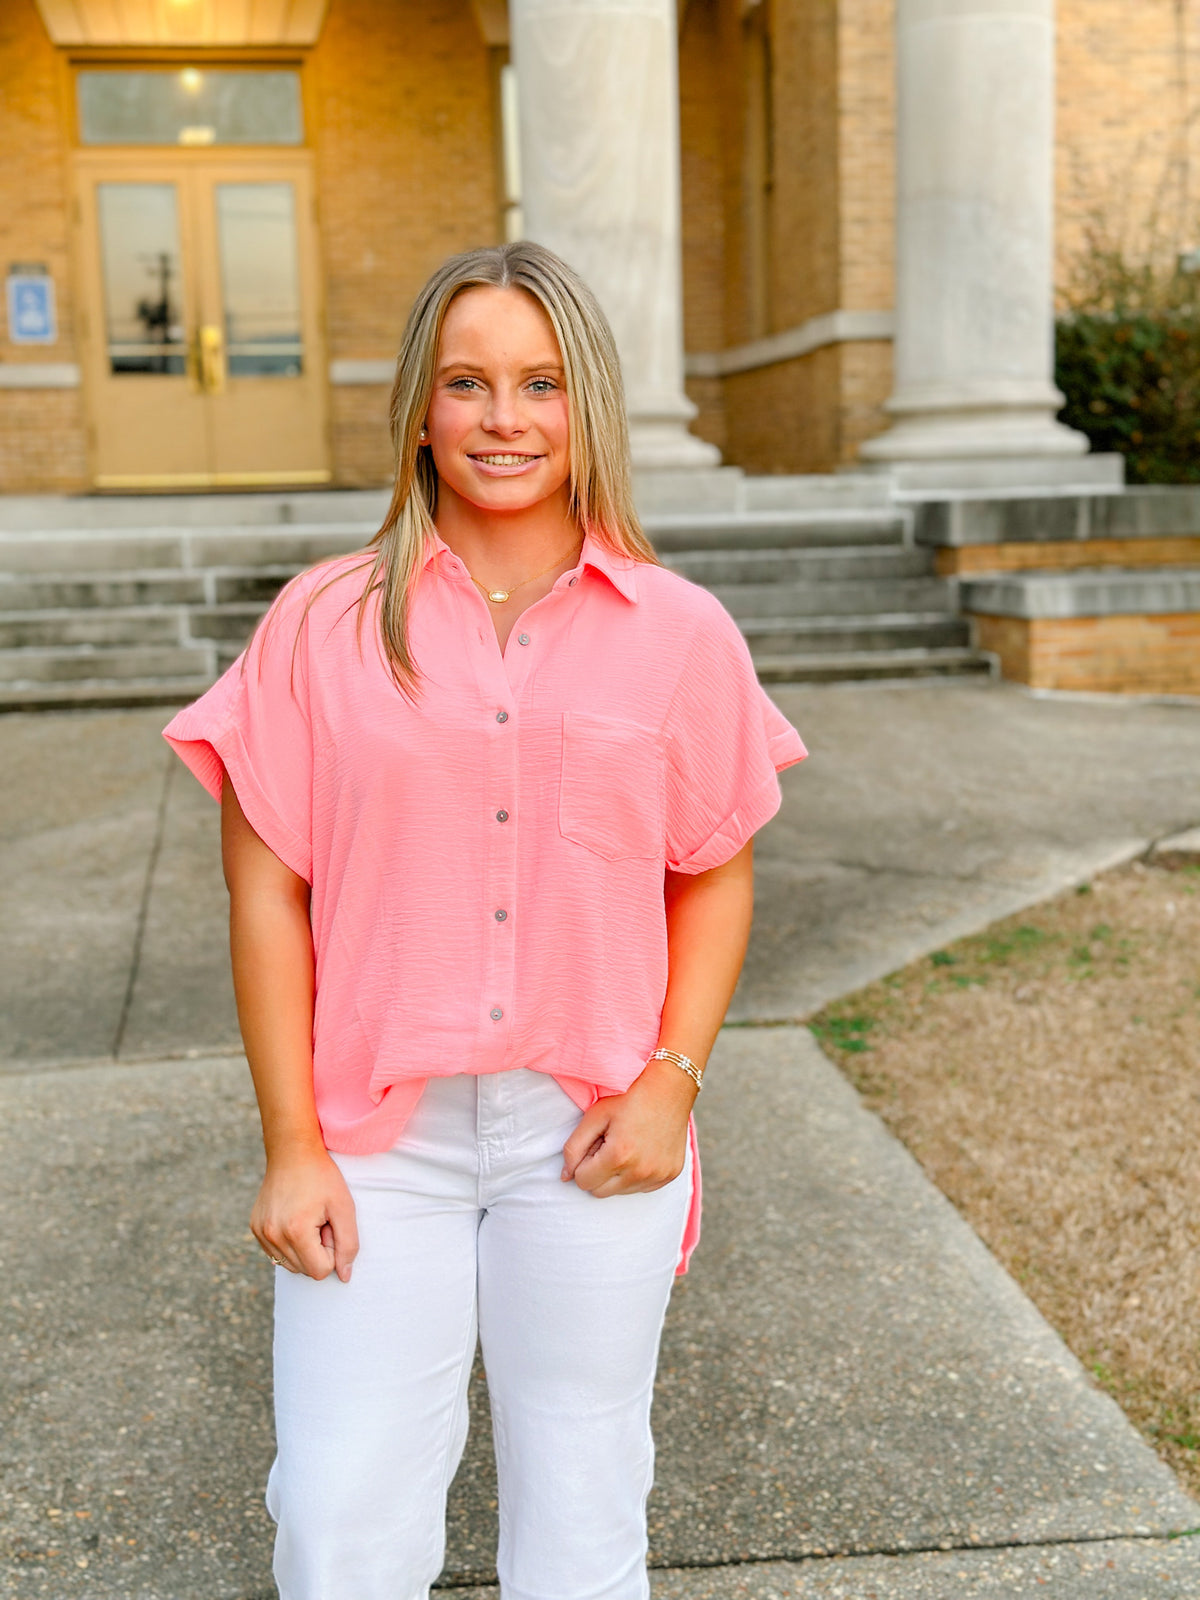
[110,749,174,1061]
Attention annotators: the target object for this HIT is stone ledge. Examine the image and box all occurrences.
[916,485,1200,547]
[960,568,1200,619]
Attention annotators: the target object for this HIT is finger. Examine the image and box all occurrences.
[572,1138,627,1194]
[327,1196,360,1284]
[562,1111,609,1179]
[283,1225,336,1281]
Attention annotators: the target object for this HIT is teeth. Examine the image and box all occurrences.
[475,454,536,466]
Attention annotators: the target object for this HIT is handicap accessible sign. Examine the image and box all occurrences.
[6,271,57,344]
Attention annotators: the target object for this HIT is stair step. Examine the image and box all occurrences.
[0,490,391,533]
[754,647,997,684]
[663,546,934,585]
[713,578,956,620]
[741,613,972,655]
[0,643,214,684]
[0,527,371,575]
[0,676,215,713]
[741,474,897,513]
[643,510,908,552]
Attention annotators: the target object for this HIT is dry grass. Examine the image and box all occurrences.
[809,855,1200,1494]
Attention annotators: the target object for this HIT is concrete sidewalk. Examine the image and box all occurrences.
[2,679,1200,1597]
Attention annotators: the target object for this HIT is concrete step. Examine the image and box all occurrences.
[0,490,391,532]
[711,577,957,620]
[0,603,270,651]
[0,676,215,712]
[663,545,934,586]
[742,612,972,656]
[642,509,908,552]
[0,527,370,575]
[0,567,305,611]
[0,642,214,684]
[741,472,896,512]
[753,646,997,683]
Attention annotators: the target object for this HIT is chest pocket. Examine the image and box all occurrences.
[558,712,665,862]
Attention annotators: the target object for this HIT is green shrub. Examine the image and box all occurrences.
[1056,243,1200,483]
[1056,311,1200,484]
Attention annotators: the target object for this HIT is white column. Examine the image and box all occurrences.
[509,0,720,470]
[859,0,1091,474]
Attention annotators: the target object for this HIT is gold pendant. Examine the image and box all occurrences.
[488,589,510,604]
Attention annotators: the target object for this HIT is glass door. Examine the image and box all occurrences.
[74,151,329,490]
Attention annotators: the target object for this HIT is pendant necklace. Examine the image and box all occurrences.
[467,538,583,605]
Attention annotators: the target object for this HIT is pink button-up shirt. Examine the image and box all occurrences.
[163,530,807,1271]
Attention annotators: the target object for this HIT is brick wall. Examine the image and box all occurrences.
[312,0,501,486]
[974,612,1200,695]
[1056,0,1200,300]
[0,0,88,492]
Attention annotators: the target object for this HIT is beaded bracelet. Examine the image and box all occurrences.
[648,1046,703,1092]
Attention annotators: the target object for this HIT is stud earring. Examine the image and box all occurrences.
[418,426,429,442]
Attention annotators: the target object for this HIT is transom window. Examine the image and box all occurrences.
[77,69,303,147]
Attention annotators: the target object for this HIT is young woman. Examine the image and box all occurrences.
[163,241,806,1600]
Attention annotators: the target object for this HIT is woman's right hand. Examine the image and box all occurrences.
[251,1147,360,1283]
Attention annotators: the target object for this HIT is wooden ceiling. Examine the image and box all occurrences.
[33,0,331,47]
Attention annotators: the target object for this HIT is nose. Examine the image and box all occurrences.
[482,381,526,438]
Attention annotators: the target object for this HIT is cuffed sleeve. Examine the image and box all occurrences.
[162,576,316,882]
[663,600,807,874]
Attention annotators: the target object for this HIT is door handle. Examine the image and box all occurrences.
[199,324,225,394]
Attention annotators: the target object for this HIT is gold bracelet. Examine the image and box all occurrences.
[648,1047,703,1093]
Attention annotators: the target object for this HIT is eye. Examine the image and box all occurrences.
[448,376,481,392]
[527,377,558,395]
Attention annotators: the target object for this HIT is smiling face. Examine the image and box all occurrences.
[424,285,572,519]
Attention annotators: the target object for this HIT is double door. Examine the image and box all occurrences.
[74,152,330,489]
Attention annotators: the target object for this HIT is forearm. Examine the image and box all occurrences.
[658,838,755,1074]
[230,892,322,1160]
[221,780,323,1162]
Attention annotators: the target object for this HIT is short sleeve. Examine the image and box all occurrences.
[663,601,807,874]
[161,575,316,882]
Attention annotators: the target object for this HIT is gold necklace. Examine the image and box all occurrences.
[467,538,583,605]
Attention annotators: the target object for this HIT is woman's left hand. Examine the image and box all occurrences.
[562,1056,697,1197]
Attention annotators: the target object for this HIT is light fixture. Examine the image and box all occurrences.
[179,68,203,94]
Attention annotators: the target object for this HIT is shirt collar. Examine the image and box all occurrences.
[422,526,640,604]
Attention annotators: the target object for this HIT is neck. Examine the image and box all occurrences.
[433,481,580,584]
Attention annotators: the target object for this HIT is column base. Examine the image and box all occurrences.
[858,407,1091,465]
[628,416,722,472]
[854,454,1125,498]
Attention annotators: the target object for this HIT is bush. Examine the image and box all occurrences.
[1056,244,1200,484]
[1056,311,1200,484]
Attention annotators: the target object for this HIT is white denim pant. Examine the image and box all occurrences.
[266,1068,692,1600]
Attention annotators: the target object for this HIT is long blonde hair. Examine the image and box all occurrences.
[300,241,658,695]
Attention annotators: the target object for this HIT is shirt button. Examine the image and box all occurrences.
[496,810,509,822]
[568,576,578,587]
[490,1007,504,1021]
[496,710,509,723]
[494,908,508,922]
[518,632,530,646]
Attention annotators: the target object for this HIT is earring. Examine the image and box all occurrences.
[418,426,429,442]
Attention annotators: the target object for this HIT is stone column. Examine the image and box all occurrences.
[858,0,1094,480]
[509,0,719,470]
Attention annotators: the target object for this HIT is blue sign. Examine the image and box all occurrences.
[6,274,56,345]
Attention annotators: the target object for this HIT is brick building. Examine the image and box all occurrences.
[1,0,1196,497]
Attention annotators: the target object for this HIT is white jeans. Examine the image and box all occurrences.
[266,1068,692,1600]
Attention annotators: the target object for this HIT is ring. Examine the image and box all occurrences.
[268,1255,286,1267]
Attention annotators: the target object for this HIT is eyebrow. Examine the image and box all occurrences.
[435,361,565,377]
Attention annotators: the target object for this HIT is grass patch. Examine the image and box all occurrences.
[808,856,1200,1497]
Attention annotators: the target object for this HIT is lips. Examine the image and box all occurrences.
[470,453,543,467]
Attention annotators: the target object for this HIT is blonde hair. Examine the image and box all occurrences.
[296,241,657,694]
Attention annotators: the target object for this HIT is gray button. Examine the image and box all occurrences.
[490,1007,504,1021]
[494,909,507,922]
[496,710,509,723]
[568,576,578,587]
[496,809,509,822]
[518,632,530,646]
